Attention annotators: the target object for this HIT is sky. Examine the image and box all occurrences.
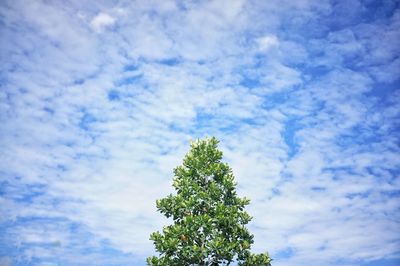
[0,0,399,265]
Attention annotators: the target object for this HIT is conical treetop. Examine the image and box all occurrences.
[147,137,271,266]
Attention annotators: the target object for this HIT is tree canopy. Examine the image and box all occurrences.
[147,137,271,266]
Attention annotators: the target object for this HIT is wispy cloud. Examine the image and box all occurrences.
[257,35,279,51]
[0,0,399,265]
[90,13,116,33]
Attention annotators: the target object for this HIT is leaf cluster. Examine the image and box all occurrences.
[147,137,271,266]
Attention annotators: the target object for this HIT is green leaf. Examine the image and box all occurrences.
[147,137,272,265]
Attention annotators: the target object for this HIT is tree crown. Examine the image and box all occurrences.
[147,137,271,266]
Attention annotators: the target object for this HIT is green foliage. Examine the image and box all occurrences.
[147,137,272,266]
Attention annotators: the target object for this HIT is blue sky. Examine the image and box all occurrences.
[0,0,399,265]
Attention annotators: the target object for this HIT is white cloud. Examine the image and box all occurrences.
[257,35,279,51]
[1,0,399,265]
[90,12,116,32]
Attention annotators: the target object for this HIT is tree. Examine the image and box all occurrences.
[147,137,272,266]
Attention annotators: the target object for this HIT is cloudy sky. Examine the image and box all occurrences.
[0,0,399,265]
